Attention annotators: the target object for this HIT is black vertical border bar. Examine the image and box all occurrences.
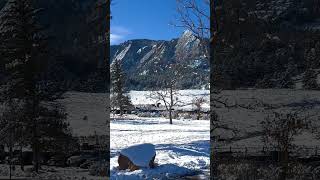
[209,0,218,180]
[105,0,111,177]
[209,0,214,179]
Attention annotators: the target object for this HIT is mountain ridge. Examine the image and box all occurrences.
[110,30,209,90]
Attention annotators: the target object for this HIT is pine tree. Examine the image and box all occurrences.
[0,0,72,172]
[82,0,108,92]
[0,0,43,172]
[303,69,319,90]
[111,59,132,115]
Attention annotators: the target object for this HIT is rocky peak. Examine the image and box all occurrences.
[110,30,209,90]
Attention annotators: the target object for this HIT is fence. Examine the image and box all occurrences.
[213,146,320,162]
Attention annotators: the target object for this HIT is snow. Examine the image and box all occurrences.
[176,30,200,51]
[120,143,156,167]
[110,164,193,180]
[213,89,320,154]
[110,115,210,179]
[129,89,210,111]
[115,44,131,61]
[58,92,108,137]
[140,47,156,64]
[137,46,148,54]
[182,30,193,37]
[44,89,208,137]
[252,0,293,21]
[53,90,209,178]
[139,70,148,75]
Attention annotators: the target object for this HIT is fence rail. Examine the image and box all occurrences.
[213,146,320,161]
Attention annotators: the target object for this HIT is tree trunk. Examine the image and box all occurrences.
[32,133,39,173]
[169,87,173,124]
[118,93,123,116]
[20,145,24,171]
[32,101,39,173]
[279,149,289,180]
[120,105,123,116]
[9,142,12,180]
[169,110,172,124]
[197,109,201,120]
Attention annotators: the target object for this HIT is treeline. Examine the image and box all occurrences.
[0,0,107,93]
[0,0,107,173]
[213,0,320,90]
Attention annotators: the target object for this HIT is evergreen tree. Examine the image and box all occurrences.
[0,0,43,172]
[0,0,72,172]
[81,0,108,93]
[303,69,319,90]
[111,59,132,115]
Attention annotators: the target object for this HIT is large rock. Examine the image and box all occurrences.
[118,143,156,171]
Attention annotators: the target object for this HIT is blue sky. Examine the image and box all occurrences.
[111,0,185,45]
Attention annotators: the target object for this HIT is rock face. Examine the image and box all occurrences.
[118,143,156,171]
[110,31,209,90]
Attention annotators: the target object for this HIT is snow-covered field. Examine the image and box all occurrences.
[213,89,320,154]
[59,92,109,137]
[58,90,209,137]
[0,90,209,179]
[0,92,109,179]
[2,89,319,179]
[129,89,210,111]
[110,115,210,179]
[59,90,210,179]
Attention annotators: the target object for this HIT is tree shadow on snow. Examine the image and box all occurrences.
[110,140,209,160]
[285,99,320,109]
[156,140,210,157]
[111,119,169,125]
[110,140,209,179]
[112,129,209,134]
[111,164,197,179]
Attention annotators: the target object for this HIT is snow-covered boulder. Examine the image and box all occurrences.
[118,143,156,171]
[67,155,84,167]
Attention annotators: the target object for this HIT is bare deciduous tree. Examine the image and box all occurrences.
[174,0,210,58]
[261,110,316,180]
[174,0,222,126]
[150,89,180,125]
[192,96,207,120]
[149,64,184,124]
